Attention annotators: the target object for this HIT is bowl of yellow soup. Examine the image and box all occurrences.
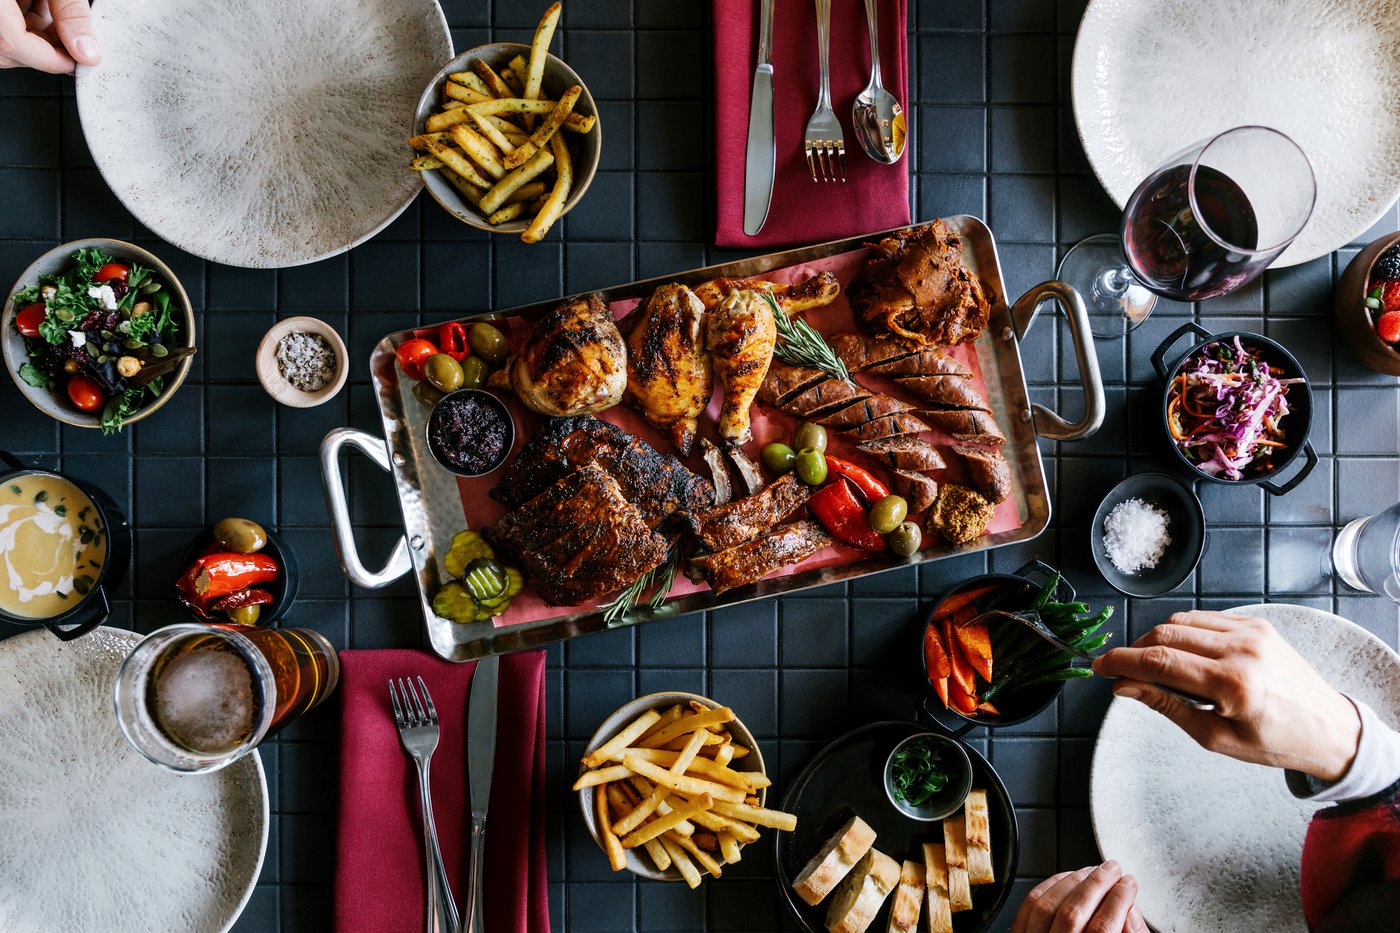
[0,451,130,640]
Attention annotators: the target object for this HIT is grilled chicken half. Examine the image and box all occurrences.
[621,283,712,455]
[693,270,841,316]
[509,293,627,417]
[707,288,777,445]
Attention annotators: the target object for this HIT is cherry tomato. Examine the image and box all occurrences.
[67,374,104,411]
[15,302,45,337]
[396,337,439,381]
[92,262,130,284]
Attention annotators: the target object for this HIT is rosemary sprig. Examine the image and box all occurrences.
[600,540,682,624]
[762,290,851,383]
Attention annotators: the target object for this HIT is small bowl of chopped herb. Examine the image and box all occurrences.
[2,239,196,433]
[1090,473,1205,598]
[883,731,972,822]
[256,316,348,408]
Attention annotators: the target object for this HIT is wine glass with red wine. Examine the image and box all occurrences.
[1058,126,1316,338]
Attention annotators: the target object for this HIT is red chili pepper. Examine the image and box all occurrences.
[175,559,211,613]
[396,337,438,381]
[808,479,886,551]
[437,322,470,361]
[210,588,275,611]
[193,552,280,600]
[823,455,890,504]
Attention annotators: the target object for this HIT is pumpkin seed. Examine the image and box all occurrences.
[151,344,168,357]
[140,281,162,294]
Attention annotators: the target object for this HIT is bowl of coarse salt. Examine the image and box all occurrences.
[256,316,348,408]
[1090,473,1204,598]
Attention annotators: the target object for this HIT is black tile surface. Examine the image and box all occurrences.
[3,2,1400,932]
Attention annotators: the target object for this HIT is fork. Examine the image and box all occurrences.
[390,677,462,933]
[803,0,845,182]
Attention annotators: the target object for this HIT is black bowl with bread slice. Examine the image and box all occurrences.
[774,721,1018,933]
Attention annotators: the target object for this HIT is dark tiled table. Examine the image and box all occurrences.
[3,1,1398,931]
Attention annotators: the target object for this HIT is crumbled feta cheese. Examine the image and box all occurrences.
[69,330,86,348]
[117,321,131,334]
[88,284,118,311]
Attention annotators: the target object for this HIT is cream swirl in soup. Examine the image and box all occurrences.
[0,474,107,620]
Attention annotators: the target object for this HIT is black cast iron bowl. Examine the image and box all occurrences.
[918,561,1076,733]
[1090,472,1205,598]
[1151,321,1316,496]
[177,524,299,626]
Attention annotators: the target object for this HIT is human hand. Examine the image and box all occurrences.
[1093,611,1361,782]
[1012,861,1145,933]
[1,0,99,74]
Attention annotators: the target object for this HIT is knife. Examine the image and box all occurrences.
[742,0,777,236]
[463,654,499,933]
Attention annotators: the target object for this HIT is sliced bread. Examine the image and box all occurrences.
[825,847,901,933]
[886,859,926,933]
[792,815,878,906]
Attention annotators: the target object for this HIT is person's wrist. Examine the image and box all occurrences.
[1298,692,1361,783]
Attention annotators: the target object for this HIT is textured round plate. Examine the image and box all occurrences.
[1090,604,1400,933]
[1072,0,1400,267]
[75,0,451,268]
[0,628,268,933]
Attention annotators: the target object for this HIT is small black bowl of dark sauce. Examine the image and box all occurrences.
[426,389,515,477]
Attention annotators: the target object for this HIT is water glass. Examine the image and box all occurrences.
[1331,503,1400,602]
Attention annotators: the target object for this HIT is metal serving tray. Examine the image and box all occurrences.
[320,217,1104,661]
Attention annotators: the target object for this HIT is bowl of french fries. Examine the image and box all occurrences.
[408,3,600,242]
[574,692,797,888]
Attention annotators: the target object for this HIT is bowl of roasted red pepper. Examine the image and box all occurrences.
[175,517,298,626]
[920,563,1114,730]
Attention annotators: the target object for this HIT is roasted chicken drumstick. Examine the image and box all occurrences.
[693,270,840,316]
[706,288,776,445]
[621,283,712,455]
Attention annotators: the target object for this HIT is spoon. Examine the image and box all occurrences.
[971,609,1217,712]
[851,0,906,164]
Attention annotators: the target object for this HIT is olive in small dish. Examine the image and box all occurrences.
[426,389,516,477]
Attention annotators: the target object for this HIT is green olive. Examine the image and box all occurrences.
[468,323,510,363]
[794,447,828,485]
[869,495,909,534]
[212,517,267,554]
[792,421,828,454]
[413,381,445,407]
[762,442,797,475]
[424,353,465,393]
[460,355,489,389]
[226,604,262,626]
[888,521,923,557]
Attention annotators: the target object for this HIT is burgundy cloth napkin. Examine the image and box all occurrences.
[333,648,548,933]
[713,0,911,248]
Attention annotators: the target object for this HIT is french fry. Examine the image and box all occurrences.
[506,181,547,204]
[483,113,530,143]
[501,65,524,97]
[448,70,492,96]
[619,793,712,849]
[450,123,506,180]
[509,54,529,85]
[505,85,580,168]
[479,146,554,215]
[571,763,633,791]
[642,837,671,872]
[708,799,798,832]
[426,107,475,133]
[469,110,518,155]
[561,112,596,134]
[713,816,760,845]
[472,58,516,100]
[622,754,747,804]
[718,830,742,865]
[423,140,494,189]
[669,830,723,878]
[441,99,466,110]
[524,2,561,128]
[441,169,484,205]
[671,727,709,775]
[661,835,701,889]
[613,786,666,837]
[443,81,492,105]
[407,132,452,150]
[487,202,528,225]
[409,155,445,171]
[617,748,770,792]
[595,780,626,871]
[692,832,719,851]
[640,707,736,749]
[660,730,724,751]
[638,704,686,743]
[466,97,558,117]
[713,742,735,767]
[581,709,661,768]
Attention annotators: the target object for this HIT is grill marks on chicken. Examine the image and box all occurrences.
[509,294,628,416]
[490,415,713,527]
[847,220,992,347]
[483,464,670,605]
[707,289,777,445]
[683,474,811,552]
[622,283,712,455]
[693,271,841,316]
[689,520,833,594]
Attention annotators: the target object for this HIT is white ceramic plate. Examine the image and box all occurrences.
[75,0,451,268]
[1090,604,1400,933]
[1072,0,1400,267]
[0,628,267,933]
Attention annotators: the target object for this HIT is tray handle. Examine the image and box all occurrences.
[1010,280,1105,442]
[319,428,414,589]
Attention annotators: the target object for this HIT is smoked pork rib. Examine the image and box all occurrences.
[683,473,811,552]
[689,520,832,594]
[483,464,668,605]
[490,414,712,526]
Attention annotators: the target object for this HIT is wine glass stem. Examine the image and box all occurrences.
[1094,263,1135,302]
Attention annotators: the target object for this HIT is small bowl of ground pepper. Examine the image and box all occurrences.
[256,316,348,408]
[426,388,515,477]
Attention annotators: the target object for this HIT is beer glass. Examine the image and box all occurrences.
[115,623,340,773]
